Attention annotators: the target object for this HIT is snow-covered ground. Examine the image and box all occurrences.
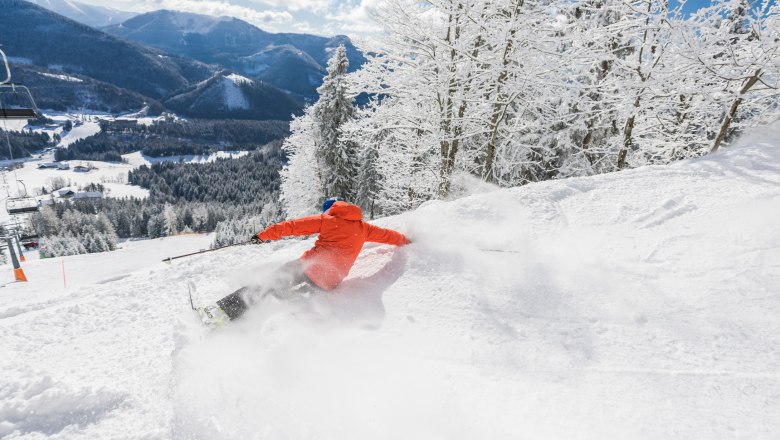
[56,121,101,148]
[1,116,150,211]
[1,126,779,439]
[4,158,146,200]
[1,112,251,209]
[222,74,252,110]
[122,150,249,167]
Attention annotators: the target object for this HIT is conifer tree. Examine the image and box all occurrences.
[280,44,358,216]
[315,44,358,200]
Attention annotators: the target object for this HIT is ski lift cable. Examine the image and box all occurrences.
[0,48,35,198]
[1,106,23,197]
[1,107,30,201]
[0,49,10,85]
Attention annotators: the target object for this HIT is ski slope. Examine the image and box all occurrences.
[1,126,780,439]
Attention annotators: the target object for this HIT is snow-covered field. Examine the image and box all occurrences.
[1,114,150,204]
[122,150,249,167]
[4,158,146,201]
[1,126,779,439]
[56,121,101,148]
[1,112,251,207]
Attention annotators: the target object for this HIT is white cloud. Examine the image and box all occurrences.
[79,0,386,37]
[251,0,335,14]
[85,0,293,27]
[325,0,384,35]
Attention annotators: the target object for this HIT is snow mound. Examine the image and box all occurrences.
[0,365,126,438]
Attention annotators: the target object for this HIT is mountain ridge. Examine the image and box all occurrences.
[0,0,304,119]
[105,9,366,99]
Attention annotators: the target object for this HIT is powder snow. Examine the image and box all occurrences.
[1,126,779,439]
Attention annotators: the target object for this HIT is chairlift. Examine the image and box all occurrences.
[5,178,39,214]
[20,232,39,241]
[6,197,39,214]
[0,48,38,119]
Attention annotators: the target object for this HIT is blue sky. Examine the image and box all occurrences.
[671,0,712,13]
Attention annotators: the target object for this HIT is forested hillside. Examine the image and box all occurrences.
[128,143,283,205]
[11,64,162,114]
[55,118,290,161]
[33,145,285,256]
[0,0,213,100]
[0,129,52,160]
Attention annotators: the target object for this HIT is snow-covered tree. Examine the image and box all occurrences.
[280,105,327,217]
[343,95,440,216]
[348,0,558,197]
[673,0,780,153]
[212,215,265,248]
[40,234,87,257]
[191,205,208,232]
[147,213,164,238]
[259,201,283,226]
[280,44,358,216]
[314,44,359,199]
[301,0,779,217]
[31,206,61,236]
[162,204,178,236]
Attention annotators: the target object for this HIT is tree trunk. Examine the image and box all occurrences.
[438,3,483,198]
[617,0,661,170]
[618,98,639,170]
[483,0,523,183]
[711,69,761,153]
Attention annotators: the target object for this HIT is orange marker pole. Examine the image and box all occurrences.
[62,259,67,289]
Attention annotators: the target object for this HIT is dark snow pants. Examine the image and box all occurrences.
[216,259,316,320]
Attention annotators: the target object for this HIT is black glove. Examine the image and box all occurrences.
[249,234,263,244]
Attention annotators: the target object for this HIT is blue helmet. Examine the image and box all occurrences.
[322,197,345,212]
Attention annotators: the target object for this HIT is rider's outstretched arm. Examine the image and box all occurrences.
[258,215,323,241]
[365,224,411,246]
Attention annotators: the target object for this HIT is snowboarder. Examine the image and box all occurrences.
[199,197,411,326]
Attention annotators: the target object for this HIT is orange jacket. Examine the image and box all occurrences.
[257,201,410,290]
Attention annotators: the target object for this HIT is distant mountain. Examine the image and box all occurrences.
[26,0,136,28]
[0,1,305,120]
[105,10,366,99]
[0,0,214,101]
[164,71,302,120]
[105,11,272,61]
[237,45,325,99]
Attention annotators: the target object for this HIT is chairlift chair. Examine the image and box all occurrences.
[0,48,38,119]
[20,232,39,241]
[6,197,39,214]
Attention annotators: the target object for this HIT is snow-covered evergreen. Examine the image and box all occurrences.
[280,45,358,216]
[36,208,119,257]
